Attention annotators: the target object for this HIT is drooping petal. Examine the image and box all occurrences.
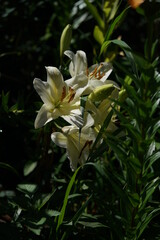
[34,104,53,129]
[51,132,67,148]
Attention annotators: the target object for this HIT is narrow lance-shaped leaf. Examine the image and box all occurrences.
[137,208,160,239]
[104,6,129,41]
[100,39,138,78]
[0,162,20,177]
[56,166,81,232]
[140,177,160,210]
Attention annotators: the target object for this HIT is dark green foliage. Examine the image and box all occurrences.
[0,1,160,239]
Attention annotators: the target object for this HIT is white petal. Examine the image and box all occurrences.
[51,132,67,148]
[83,113,94,129]
[99,62,113,82]
[62,113,83,128]
[64,50,74,61]
[33,78,53,106]
[66,139,79,171]
[45,67,66,101]
[34,104,53,129]
[65,74,88,91]
[65,50,87,77]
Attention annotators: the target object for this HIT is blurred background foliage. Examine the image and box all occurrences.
[0,0,160,239]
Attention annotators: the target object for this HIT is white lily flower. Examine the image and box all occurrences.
[33,66,82,129]
[51,114,96,171]
[64,50,113,95]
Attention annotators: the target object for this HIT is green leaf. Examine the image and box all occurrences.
[23,160,37,176]
[38,190,56,210]
[147,119,160,138]
[0,162,20,177]
[104,6,129,41]
[137,208,160,239]
[144,151,160,173]
[106,137,128,162]
[101,39,138,77]
[56,166,81,232]
[128,192,140,208]
[128,157,141,174]
[78,220,108,228]
[27,227,41,236]
[46,209,60,217]
[140,177,160,209]
[16,184,37,196]
[70,194,92,225]
[145,141,156,159]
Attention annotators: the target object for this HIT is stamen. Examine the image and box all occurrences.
[86,68,89,76]
[90,66,98,78]
[97,63,105,80]
[68,92,75,103]
[68,87,76,103]
[61,86,66,101]
[89,63,105,80]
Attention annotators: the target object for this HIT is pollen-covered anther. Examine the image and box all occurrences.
[97,63,105,80]
[61,86,66,101]
[90,66,98,79]
[89,63,105,80]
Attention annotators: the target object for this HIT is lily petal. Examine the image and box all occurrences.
[46,66,64,90]
[34,104,53,129]
[65,50,87,76]
[66,139,80,171]
[62,114,84,128]
[33,78,53,107]
[51,132,67,148]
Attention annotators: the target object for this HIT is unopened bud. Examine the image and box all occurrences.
[60,24,72,61]
[88,84,116,102]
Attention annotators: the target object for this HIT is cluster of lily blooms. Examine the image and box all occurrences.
[33,50,119,171]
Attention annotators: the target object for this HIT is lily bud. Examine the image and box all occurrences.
[60,24,72,61]
[88,84,116,102]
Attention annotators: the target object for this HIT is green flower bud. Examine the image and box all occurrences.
[60,24,72,61]
[88,84,115,102]
[119,89,127,102]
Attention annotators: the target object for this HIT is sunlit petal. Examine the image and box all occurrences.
[65,50,87,76]
[33,78,53,107]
